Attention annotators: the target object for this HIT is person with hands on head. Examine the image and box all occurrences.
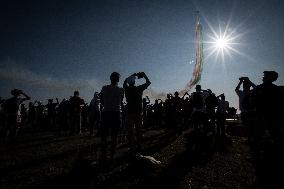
[123,72,151,153]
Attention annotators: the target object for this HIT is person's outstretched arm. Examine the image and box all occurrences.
[247,79,256,89]
[20,90,31,101]
[182,92,189,99]
[235,79,243,92]
[142,72,151,88]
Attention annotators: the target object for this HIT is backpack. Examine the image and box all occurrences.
[192,92,204,109]
[205,94,218,109]
[3,97,18,114]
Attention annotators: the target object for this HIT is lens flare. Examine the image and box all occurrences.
[205,29,240,62]
[203,18,245,63]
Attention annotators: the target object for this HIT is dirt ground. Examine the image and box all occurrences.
[181,136,259,189]
[1,126,281,189]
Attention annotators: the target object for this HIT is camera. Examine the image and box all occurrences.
[136,72,144,79]
[239,77,249,81]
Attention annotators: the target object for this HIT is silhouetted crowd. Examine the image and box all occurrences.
[0,71,283,163]
[235,71,284,162]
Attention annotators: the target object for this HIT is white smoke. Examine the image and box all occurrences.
[0,60,101,92]
[143,88,166,102]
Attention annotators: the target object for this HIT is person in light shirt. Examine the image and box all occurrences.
[100,72,124,162]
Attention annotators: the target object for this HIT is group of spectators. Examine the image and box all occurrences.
[1,70,282,163]
[235,71,284,160]
[0,90,87,138]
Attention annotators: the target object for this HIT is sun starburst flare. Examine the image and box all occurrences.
[205,28,241,62]
[203,18,246,63]
[215,37,229,49]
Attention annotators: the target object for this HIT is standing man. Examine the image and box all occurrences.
[190,85,209,131]
[216,94,229,136]
[235,77,256,142]
[69,91,85,135]
[251,71,283,187]
[89,92,101,136]
[252,71,282,141]
[100,72,124,162]
[46,98,59,130]
[2,89,30,142]
[123,72,151,153]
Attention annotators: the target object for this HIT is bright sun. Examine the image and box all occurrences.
[215,37,229,50]
[203,18,244,62]
[205,28,241,61]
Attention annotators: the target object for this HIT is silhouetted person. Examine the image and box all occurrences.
[227,107,237,119]
[142,96,150,128]
[100,72,124,162]
[152,99,163,128]
[182,92,193,128]
[205,89,218,132]
[69,91,85,135]
[172,91,183,128]
[252,71,282,140]
[216,94,229,136]
[89,92,101,136]
[35,101,44,130]
[80,103,89,132]
[164,93,174,128]
[123,72,151,152]
[20,104,27,130]
[251,71,284,188]
[235,77,256,142]
[0,98,5,140]
[57,99,70,134]
[2,89,30,141]
[164,93,183,129]
[190,85,209,131]
[27,102,36,130]
[0,97,4,106]
[46,98,59,130]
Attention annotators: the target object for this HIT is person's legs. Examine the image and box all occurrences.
[192,111,198,130]
[89,113,95,135]
[110,127,118,160]
[216,114,221,136]
[69,115,77,135]
[109,112,120,160]
[268,117,280,140]
[95,111,101,128]
[100,112,109,162]
[126,114,136,152]
[220,114,226,136]
[7,114,17,141]
[134,114,143,151]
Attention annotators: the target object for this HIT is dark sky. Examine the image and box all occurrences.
[1,0,284,109]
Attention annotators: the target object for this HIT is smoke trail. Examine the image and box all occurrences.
[180,12,204,95]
